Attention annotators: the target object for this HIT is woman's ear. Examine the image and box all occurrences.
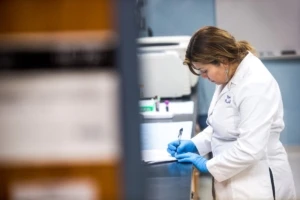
[220,62,229,69]
[219,57,229,66]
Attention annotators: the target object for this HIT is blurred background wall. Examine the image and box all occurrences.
[144,0,300,145]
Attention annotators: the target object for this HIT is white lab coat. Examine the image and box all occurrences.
[192,52,296,200]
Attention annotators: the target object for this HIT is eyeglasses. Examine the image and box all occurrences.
[191,65,208,76]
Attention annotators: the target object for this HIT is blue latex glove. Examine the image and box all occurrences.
[175,152,209,173]
[167,140,198,157]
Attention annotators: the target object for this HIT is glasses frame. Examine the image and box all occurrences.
[191,64,208,76]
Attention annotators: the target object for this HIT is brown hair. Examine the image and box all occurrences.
[184,26,256,75]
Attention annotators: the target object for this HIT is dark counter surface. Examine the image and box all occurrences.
[145,162,193,200]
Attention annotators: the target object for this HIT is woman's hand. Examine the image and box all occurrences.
[175,152,209,173]
[167,140,198,157]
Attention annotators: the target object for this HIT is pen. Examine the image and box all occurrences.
[176,128,183,154]
[178,128,183,145]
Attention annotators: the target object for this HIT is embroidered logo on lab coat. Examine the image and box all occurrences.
[225,95,231,104]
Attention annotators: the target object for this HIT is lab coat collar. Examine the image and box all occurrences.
[208,52,253,117]
[227,51,252,89]
[215,52,252,103]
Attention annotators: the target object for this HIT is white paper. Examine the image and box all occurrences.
[140,121,192,163]
[142,149,176,164]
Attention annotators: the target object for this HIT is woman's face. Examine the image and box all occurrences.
[192,62,228,85]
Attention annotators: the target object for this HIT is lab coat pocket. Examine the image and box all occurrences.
[230,162,273,200]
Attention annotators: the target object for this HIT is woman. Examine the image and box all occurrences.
[167,26,296,200]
